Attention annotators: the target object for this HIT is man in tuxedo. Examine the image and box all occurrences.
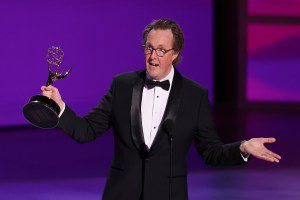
[42,19,281,200]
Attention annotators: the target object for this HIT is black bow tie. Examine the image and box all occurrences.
[145,79,170,91]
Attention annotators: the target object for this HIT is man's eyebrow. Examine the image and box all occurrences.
[156,45,165,48]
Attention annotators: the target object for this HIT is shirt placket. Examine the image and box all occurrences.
[149,87,162,146]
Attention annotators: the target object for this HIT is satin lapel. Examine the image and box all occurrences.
[130,71,146,151]
[149,69,183,155]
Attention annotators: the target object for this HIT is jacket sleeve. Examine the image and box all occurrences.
[58,78,116,144]
[194,91,246,166]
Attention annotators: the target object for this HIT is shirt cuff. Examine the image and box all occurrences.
[58,102,66,118]
[240,152,250,162]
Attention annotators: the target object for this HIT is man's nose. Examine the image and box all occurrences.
[149,49,158,59]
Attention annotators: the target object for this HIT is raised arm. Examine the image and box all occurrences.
[41,79,115,143]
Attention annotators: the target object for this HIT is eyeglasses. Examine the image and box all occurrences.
[142,45,174,57]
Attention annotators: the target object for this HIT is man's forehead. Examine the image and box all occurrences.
[146,29,173,47]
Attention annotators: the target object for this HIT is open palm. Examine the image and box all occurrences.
[241,138,281,163]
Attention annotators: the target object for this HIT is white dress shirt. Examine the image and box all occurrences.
[141,66,174,148]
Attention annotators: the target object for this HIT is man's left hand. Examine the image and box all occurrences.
[239,138,281,163]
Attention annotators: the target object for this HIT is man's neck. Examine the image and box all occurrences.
[147,66,174,81]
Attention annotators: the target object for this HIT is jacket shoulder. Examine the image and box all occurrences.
[181,75,208,95]
[113,70,144,84]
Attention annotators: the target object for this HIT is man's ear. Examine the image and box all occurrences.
[172,52,179,62]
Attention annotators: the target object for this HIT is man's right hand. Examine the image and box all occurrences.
[41,85,64,111]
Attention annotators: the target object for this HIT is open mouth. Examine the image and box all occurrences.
[149,62,159,67]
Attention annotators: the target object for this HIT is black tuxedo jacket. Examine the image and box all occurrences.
[58,69,246,200]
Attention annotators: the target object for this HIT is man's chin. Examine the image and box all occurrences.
[146,67,159,79]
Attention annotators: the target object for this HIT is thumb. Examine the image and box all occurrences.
[41,86,47,91]
[41,85,54,91]
[263,137,276,143]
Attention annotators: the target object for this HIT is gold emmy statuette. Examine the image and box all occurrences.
[23,46,72,129]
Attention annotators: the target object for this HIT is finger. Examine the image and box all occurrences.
[259,154,279,163]
[259,154,273,162]
[42,91,52,98]
[266,150,282,160]
[270,156,280,163]
[263,137,276,143]
[41,86,47,91]
[44,85,57,91]
[266,150,281,159]
[41,86,51,91]
[264,152,280,163]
